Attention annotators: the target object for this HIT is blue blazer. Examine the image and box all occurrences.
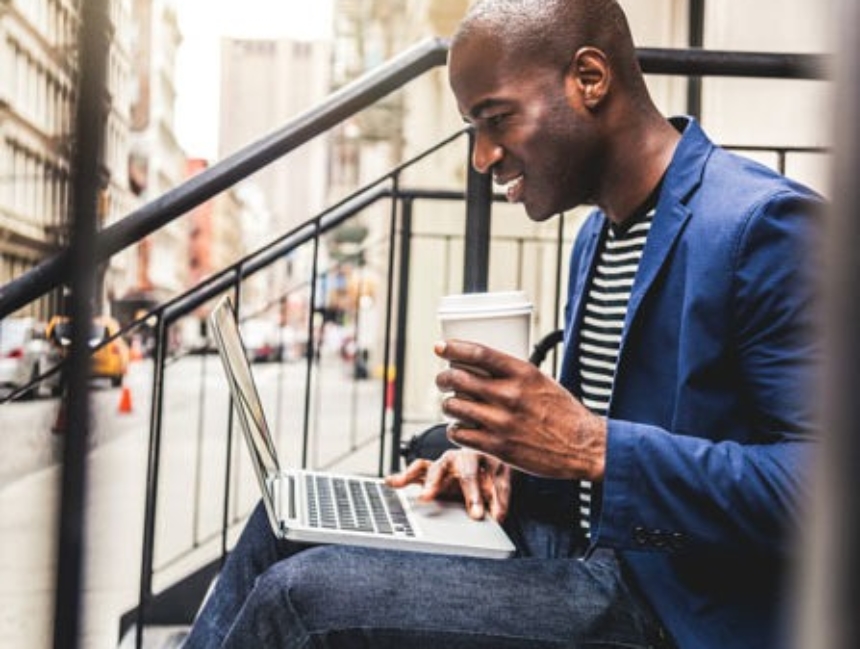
[558,118,822,648]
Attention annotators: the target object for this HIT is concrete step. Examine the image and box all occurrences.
[118,625,189,649]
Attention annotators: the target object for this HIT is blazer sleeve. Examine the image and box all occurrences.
[594,191,822,557]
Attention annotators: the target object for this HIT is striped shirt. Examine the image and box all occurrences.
[577,208,655,538]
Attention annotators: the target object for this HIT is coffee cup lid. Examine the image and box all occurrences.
[437,291,532,317]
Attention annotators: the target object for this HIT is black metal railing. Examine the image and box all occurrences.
[0,37,452,320]
[0,45,831,322]
[0,37,833,649]
[110,130,566,644]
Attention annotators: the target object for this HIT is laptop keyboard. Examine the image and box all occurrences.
[305,474,414,537]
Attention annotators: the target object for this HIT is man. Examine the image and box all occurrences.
[184,0,821,647]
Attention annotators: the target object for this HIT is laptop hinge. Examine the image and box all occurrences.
[272,473,298,531]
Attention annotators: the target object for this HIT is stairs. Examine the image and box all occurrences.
[118,626,189,649]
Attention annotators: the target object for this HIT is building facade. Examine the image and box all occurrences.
[0,0,138,319]
[218,35,331,318]
[186,156,244,288]
[218,36,331,239]
[0,0,80,318]
[102,0,137,310]
[121,0,187,311]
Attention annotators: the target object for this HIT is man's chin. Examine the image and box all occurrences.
[522,202,557,222]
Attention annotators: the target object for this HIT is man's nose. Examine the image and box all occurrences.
[471,132,503,174]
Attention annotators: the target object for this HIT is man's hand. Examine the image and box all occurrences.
[434,339,607,481]
[386,449,513,521]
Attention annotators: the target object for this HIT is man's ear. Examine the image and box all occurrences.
[565,47,610,111]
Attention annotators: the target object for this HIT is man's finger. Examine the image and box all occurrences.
[460,477,485,519]
[420,455,454,501]
[482,468,510,522]
[435,339,521,378]
[385,459,430,488]
[455,454,485,519]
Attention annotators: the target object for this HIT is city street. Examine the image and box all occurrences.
[0,352,390,648]
[0,372,148,489]
[0,352,388,488]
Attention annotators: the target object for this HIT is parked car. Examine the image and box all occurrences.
[239,317,281,363]
[277,323,305,362]
[0,317,62,398]
[46,314,130,387]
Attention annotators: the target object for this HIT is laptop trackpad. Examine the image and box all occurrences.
[402,486,509,537]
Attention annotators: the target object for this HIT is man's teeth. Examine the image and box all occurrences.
[498,175,523,190]
[503,176,524,200]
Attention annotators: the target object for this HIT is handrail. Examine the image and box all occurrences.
[0,37,451,319]
[162,185,393,322]
[0,32,834,647]
[0,128,477,406]
[637,47,830,79]
[134,127,473,326]
[0,43,831,320]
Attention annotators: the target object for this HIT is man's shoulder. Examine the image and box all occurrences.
[695,147,823,225]
[709,145,818,194]
[666,117,822,209]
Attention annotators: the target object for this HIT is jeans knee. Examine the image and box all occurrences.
[252,545,339,611]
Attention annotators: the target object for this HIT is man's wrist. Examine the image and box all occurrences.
[583,412,607,481]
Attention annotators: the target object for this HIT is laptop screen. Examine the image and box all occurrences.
[209,296,281,481]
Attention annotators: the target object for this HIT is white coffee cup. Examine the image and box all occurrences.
[438,290,533,376]
[437,291,533,426]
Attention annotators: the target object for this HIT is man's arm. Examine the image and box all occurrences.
[595,192,822,556]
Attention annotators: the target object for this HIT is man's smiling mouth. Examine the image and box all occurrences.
[496,174,525,203]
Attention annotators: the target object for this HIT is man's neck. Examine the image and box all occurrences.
[599,116,681,226]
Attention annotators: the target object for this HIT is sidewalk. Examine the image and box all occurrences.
[0,427,149,649]
[0,355,393,648]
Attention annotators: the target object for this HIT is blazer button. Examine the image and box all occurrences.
[633,526,649,546]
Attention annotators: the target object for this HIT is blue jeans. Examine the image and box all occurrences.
[183,481,669,648]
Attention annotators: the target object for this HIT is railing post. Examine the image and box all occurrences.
[136,314,170,649]
[389,197,414,474]
[52,0,110,646]
[464,130,492,292]
[379,177,401,476]
[686,0,706,119]
[303,228,322,469]
[192,338,209,547]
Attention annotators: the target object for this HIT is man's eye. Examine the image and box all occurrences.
[487,114,507,128]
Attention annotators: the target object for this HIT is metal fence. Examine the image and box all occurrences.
[0,21,834,648]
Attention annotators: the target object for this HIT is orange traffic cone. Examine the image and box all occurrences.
[130,337,143,362]
[118,382,133,414]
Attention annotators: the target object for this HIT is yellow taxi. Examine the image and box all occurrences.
[46,314,130,386]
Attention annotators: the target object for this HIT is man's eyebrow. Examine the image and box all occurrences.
[464,98,509,121]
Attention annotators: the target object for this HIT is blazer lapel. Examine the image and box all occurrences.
[560,117,715,397]
[613,118,713,387]
[622,200,691,335]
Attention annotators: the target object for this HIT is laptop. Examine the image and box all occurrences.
[209,295,515,559]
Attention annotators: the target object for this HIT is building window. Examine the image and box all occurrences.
[0,140,10,209]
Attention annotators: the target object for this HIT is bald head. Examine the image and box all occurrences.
[448,0,677,223]
[453,0,644,93]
